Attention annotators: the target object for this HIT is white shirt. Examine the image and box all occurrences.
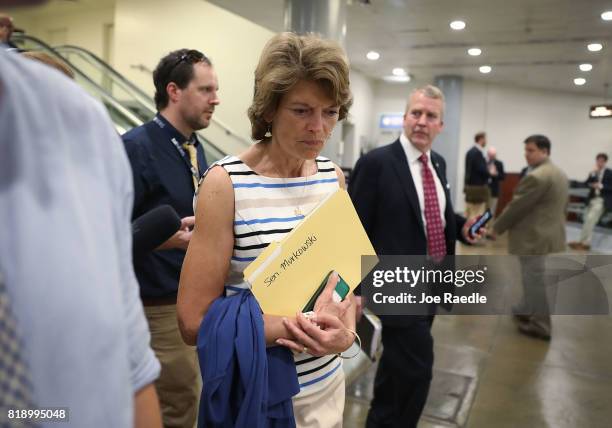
[474,142,487,156]
[595,169,605,196]
[0,50,159,427]
[400,132,447,231]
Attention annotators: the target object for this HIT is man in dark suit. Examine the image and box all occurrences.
[464,132,491,219]
[349,85,481,428]
[569,153,612,250]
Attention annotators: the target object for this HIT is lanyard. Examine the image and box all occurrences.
[170,137,200,184]
[153,116,200,184]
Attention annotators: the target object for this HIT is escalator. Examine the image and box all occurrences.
[12,33,142,136]
[11,33,234,162]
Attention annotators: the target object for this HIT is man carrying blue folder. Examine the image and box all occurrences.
[349,85,481,428]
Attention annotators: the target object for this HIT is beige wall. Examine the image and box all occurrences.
[9,0,375,161]
[10,3,114,59]
[113,0,276,154]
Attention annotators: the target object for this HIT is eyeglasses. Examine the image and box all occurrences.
[169,50,206,74]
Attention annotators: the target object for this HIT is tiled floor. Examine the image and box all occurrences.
[343,231,612,427]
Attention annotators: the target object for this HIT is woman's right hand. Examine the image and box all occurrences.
[276,312,355,356]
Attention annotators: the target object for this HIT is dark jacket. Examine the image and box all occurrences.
[348,140,467,326]
[586,168,612,211]
[488,159,505,197]
[122,115,207,299]
[465,145,489,186]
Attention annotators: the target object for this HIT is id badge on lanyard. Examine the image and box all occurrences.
[153,116,200,187]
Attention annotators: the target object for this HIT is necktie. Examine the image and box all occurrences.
[0,275,37,427]
[418,154,446,261]
[182,142,199,190]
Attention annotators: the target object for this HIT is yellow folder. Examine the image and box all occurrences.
[244,188,378,317]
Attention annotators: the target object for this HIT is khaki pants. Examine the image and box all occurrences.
[465,201,487,221]
[464,185,490,220]
[488,196,499,218]
[580,197,605,245]
[292,370,345,428]
[145,304,201,428]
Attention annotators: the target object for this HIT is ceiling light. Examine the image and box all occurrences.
[574,78,586,86]
[590,105,612,118]
[601,11,612,21]
[383,75,411,83]
[366,51,380,61]
[392,67,407,76]
[587,43,603,52]
[467,48,482,56]
[579,63,593,72]
[479,65,492,74]
[450,20,466,30]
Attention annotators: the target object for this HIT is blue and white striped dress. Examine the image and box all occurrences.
[214,154,343,396]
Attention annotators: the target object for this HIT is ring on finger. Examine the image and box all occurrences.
[303,346,308,353]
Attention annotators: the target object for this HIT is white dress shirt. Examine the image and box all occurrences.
[400,132,447,231]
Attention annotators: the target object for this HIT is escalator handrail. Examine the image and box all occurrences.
[55,45,157,117]
[55,44,253,149]
[12,34,144,128]
[17,34,232,159]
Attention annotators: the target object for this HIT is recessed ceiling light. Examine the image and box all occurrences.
[574,77,586,86]
[587,43,603,52]
[392,67,407,76]
[579,63,593,72]
[602,11,612,21]
[468,48,482,56]
[383,75,411,83]
[450,20,466,30]
[366,51,380,61]
[479,65,492,74]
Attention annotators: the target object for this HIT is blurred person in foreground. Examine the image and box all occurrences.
[348,85,483,428]
[0,1,161,427]
[492,135,568,340]
[122,48,219,428]
[568,153,612,251]
[177,32,356,427]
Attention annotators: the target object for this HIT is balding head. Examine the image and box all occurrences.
[487,147,497,160]
[0,14,13,42]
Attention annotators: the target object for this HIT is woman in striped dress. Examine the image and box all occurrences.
[178,33,357,427]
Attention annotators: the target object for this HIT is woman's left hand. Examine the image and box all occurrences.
[314,271,353,319]
[276,312,355,356]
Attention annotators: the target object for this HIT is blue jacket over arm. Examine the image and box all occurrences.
[197,289,299,428]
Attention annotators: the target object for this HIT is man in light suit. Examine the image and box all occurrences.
[568,153,612,250]
[493,135,568,340]
[349,85,481,428]
[464,132,491,219]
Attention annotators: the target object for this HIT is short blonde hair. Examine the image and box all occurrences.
[247,32,353,141]
[406,84,445,118]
